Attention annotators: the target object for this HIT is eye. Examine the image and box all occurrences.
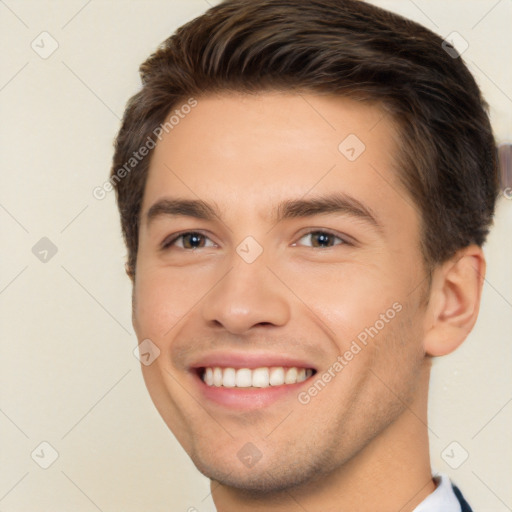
[294,230,346,248]
[162,231,216,250]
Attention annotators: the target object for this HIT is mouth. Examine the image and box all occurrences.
[197,366,316,388]
[189,353,318,409]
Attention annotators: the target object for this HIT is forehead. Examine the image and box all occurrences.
[142,91,416,226]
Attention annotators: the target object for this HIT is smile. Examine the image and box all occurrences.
[200,366,315,388]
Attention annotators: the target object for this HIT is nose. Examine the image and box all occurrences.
[200,256,291,335]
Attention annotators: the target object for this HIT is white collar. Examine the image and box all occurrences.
[412,474,461,512]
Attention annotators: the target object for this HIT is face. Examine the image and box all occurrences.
[132,92,430,492]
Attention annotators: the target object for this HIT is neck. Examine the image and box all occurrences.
[211,364,435,512]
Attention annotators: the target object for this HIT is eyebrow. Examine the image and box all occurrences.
[145,193,383,232]
[146,198,218,224]
[274,194,382,231]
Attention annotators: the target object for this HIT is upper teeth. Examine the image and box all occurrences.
[202,367,313,388]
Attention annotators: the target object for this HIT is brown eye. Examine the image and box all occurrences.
[162,232,215,250]
[296,230,345,248]
[182,233,206,249]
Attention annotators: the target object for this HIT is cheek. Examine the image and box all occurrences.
[301,302,425,442]
[281,260,404,343]
[132,269,188,340]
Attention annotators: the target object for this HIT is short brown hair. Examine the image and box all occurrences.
[111,0,499,278]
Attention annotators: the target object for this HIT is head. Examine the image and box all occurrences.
[111,0,498,496]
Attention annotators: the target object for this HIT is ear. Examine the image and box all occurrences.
[423,245,486,357]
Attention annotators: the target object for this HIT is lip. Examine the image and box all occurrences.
[188,351,317,410]
[189,351,317,372]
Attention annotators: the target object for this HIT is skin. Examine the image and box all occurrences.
[131,92,485,511]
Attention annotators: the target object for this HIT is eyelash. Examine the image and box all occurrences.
[161,231,215,250]
[161,229,350,250]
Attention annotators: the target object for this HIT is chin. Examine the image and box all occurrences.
[189,444,335,495]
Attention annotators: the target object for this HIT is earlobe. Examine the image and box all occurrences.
[423,246,486,357]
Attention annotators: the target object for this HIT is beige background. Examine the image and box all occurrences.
[1,1,511,510]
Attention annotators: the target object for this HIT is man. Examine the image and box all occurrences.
[111,0,498,510]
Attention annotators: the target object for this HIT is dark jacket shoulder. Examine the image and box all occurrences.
[452,484,473,512]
